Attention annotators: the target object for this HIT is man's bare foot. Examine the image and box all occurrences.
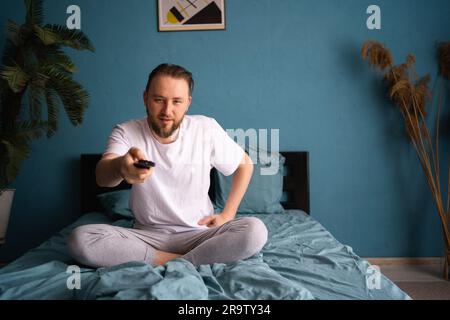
[153,250,181,266]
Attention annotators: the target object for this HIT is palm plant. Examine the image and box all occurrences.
[0,0,94,189]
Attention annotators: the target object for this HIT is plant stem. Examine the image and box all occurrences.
[402,88,450,250]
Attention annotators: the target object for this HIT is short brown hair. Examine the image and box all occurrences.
[145,63,194,95]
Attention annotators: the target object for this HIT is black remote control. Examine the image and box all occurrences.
[134,160,155,169]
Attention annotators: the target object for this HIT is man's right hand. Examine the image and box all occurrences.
[119,147,154,184]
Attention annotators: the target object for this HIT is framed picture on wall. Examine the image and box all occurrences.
[157,0,226,32]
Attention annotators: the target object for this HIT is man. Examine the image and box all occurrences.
[67,64,268,267]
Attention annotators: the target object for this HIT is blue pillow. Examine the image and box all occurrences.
[213,150,285,214]
[97,189,134,219]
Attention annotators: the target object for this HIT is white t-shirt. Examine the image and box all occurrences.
[103,115,245,233]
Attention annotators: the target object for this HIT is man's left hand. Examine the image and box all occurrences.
[198,213,233,228]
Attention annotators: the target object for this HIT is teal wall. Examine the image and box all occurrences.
[1,0,449,261]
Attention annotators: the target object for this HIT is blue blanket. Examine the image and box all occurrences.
[0,210,410,300]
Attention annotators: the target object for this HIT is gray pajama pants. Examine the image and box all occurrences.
[66,216,268,268]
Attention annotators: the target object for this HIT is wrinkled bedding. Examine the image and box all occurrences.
[0,210,410,300]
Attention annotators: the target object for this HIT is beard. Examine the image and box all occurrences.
[148,112,184,139]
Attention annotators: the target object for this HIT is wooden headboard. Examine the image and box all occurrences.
[81,152,310,214]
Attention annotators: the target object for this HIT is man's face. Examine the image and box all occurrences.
[144,75,192,140]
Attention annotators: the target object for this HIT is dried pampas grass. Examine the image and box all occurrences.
[362,40,450,280]
[361,41,431,133]
[361,41,393,71]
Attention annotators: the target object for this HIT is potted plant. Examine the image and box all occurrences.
[0,0,94,245]
[361,40,450,280]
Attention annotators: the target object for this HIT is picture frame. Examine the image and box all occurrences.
[157,0,226,32]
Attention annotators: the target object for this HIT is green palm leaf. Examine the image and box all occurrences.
[41,66,88,126]
[0,64,30,93]
[51,77,89,126]
[33,25,59,46]
[6,20,21,46]
[1,120,46,142]
[45,88,59,137]
[25,0,44,26]
[29,46,74,75]
[26,75,47,120]
[43,24,95,52]
[53,53,77,73]
[43,48,77,73]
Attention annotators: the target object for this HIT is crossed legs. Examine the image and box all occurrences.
[67,217,268,268]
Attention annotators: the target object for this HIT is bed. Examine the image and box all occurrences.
[0,152,410,300]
